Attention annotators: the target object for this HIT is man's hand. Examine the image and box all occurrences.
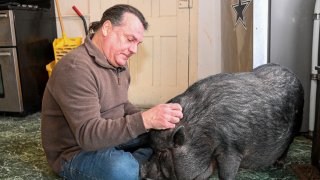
[142,103,183,130]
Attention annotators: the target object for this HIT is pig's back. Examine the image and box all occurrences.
[170,63,304,168]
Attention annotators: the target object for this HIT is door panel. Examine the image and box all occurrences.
[91,0,190,107]
[221,0,253,73]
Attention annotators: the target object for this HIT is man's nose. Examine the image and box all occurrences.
[129,44,138,54]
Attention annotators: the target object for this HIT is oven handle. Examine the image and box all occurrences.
[0,13,8,18]
[0,52,11,56]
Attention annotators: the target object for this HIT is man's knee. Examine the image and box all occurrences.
[106,152,140,179]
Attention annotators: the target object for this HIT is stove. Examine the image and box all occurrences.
[0,0,56,114]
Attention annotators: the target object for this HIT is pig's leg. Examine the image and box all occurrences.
[274,142,291,168]
[274,136,295,168]
[216,153,242,180]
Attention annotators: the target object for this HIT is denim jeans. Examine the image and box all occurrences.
[59,134,153,180]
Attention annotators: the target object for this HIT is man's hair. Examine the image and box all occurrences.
[89,4,148,33]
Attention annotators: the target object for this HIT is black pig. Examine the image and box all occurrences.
[141,63,304,180]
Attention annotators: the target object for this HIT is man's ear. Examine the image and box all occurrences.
[170,125,186,148]
[102,20,112,36]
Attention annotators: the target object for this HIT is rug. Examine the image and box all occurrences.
[0,112,315,179]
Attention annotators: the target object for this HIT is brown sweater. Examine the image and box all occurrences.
[41,36,147,174]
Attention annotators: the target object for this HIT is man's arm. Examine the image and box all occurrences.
[124,101,141,115]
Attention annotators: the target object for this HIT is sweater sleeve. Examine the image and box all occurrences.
[124,101,141,115]
[48,59,147,151]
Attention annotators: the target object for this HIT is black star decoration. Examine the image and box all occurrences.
[232,0,252,30]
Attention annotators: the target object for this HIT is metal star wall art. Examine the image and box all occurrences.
[232,0,252,30]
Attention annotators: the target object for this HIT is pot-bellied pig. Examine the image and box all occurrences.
[141,63,304,180]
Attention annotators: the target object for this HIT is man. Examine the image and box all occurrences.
[41,4,183,179]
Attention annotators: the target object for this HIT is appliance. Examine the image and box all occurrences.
[0,0,51,9]
[221,0,316,132]
[312,66,320,171]
[311,0,320,137]
[0,0,56,114]
[312,0,320,171]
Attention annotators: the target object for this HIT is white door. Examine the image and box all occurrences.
[90,0,190,107]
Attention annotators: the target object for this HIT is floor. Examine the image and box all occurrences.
[0,112,60,179]
[0,112,317,179]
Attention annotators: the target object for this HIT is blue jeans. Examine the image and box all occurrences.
[59,134,153,180]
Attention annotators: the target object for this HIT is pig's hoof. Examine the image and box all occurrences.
[274,159,285,168]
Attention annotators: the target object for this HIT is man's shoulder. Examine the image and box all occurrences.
[58,45,92,66]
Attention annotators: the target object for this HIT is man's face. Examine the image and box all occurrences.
[102,12,145,67]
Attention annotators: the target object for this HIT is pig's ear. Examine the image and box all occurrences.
[171,125,186,147]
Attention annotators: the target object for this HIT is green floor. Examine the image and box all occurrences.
[0,112,315,179]
[0,113,60,179]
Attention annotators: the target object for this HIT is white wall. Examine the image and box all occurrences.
[54,0,89,39]
[253,0,269,68]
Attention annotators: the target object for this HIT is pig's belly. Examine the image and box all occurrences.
[239,145,287,169]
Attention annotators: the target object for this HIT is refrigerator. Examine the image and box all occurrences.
[221,0,316,132]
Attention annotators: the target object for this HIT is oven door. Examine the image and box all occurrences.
[0,48,23,112]
[0,10,16,46]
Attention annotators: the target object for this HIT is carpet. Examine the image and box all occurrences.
[0,112,315,179]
